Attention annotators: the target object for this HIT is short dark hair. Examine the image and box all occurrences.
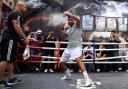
[68,17,74,20]
[111,30,116,33]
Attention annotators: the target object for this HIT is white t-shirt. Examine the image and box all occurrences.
[83,46,93,54]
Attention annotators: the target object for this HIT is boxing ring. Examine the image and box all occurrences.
[11,70,128,89]
[17,41,128,65]
[11,40,128,89]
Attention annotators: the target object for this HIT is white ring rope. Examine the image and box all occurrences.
[83,56,128,61]
[28,46,128,51]
[18,41,128,64]
[29,55,128,61]
[46,41,128,45]
[39,61,128,64]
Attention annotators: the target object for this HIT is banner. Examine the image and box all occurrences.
[95,17,106,31]
[82,15,94,31]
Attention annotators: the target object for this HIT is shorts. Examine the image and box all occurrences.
[0,38,18,63]
[60,46,82,62]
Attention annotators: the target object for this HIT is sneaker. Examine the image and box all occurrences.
[69,69,74,73]
[49,69,54,73]
[84,78,92,87]
[44,69,48,73]
[61,73,71,80]
[7,77,22,85]
[96,69,100,72]
[0,80,12,88]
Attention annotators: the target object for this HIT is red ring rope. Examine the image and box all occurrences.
[57,41,61,68]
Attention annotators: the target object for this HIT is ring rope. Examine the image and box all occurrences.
[17,60,128,64]
[17,41,128,64]
[17,54,128,61]
[18,45,128,51]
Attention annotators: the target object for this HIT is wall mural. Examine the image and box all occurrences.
[63,0,128,17]
[24,0,128,42]
[63,0,128,41]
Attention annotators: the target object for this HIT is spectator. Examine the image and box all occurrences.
[60,31,68,56]
[83,41,94,72]
[43,31,57,72]
[109,30,121,56]
[96,44,107,58]
[29,29,44,55]
[83,42,93,59]
[96,40,108,72]
[109,30,121,72]
[28,29,44,72]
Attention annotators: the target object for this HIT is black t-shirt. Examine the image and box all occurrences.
[44,37,56,48]
[2,10,23,40]
[97,51,107,57]
[97,46,107,57]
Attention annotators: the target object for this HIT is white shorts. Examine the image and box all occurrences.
[60,46,82,62]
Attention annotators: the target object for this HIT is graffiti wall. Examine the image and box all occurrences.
[63,0,128,17]
[25,0,128,42]
[63,0,128,42]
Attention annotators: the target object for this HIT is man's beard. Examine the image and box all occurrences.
[68,22,74,26]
